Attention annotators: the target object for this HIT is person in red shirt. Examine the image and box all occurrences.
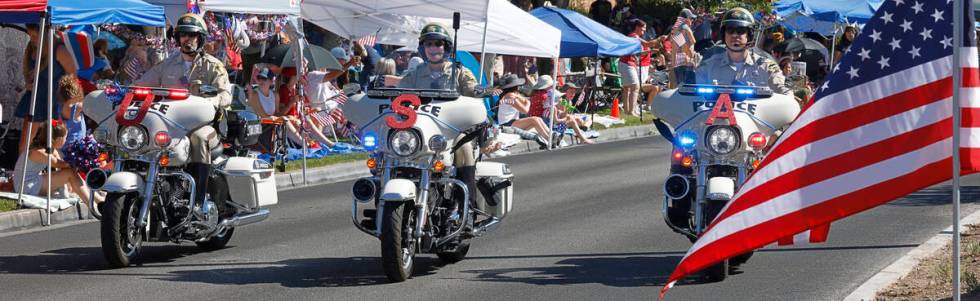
[619,19,660,117]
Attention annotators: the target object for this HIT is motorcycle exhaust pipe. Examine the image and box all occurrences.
[352,178,379,203]
[219,208,270,228]
[664,174,691,200]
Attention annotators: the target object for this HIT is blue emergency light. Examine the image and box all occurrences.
[362,132,378,151]
[677,130,697,149]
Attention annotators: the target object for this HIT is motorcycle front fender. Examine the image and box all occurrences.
[706,177,735,201]
[101,171,144,194]
[380,178,417,202]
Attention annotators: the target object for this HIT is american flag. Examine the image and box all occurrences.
[307,86,350,138]
[356,35,377,47]
[661,0,980,298]
[59,25,96,70]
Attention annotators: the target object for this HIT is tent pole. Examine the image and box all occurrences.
[45,21,54,226]
[18,18,47,209]
[549,57,557,150]
[477,0,491,84]
[828,22,837,73]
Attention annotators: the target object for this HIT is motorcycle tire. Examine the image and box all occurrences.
[436,243,470,264]
[703,259,728,282]
[380,202,417,283]
[196,227,235,251]
[101,193,142,268]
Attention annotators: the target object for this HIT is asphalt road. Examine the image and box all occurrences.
[0,136,977,301]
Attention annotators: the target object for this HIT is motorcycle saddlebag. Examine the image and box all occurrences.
[225,110,262,146]
[221,156,278,210]
[475,161,514,219]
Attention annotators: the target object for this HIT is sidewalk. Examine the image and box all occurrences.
[0,124,660,233]
[844,208,980,300]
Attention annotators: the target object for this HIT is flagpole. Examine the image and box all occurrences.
[952,0,964,299]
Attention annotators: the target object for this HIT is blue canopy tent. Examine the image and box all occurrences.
[774,0,884,35]
[530,6,640,58]
[48,0,166,26]
[7,0,164,224]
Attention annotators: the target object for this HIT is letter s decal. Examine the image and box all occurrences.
[386,94,421,129]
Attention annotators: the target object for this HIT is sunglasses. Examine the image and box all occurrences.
[725,27,750,35]
[423,40,445,47]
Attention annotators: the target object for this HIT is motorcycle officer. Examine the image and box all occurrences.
[136,13,232,213]
[695,8,791,95]
[398,23,483,231]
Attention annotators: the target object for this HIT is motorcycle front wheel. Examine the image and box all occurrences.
[380,202,417,282]
[100,193,142,268]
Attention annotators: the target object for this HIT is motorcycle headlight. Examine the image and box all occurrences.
[118,126,148,151]
[706,126,740,155]
[389,130,421,157]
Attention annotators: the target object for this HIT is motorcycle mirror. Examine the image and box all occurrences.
[453,12,460,30]
[200,85,220,98]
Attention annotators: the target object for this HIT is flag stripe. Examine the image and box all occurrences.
[759,77,952,172]
[965,67,980,87]
[708,116,953,228]
[963,108,980,127]
[961,147,980,173]
[671,156,951,282]
[776,56,954,149]
[691,138,952,257]
[744,97,953,203]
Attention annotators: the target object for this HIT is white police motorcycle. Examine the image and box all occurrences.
[83,85,277,268]
[651,84,800,281]
[343,84,515,282]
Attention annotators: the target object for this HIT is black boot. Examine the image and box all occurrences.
[456,166,477,237]
[186,162,211,214]
[535,135,549,150]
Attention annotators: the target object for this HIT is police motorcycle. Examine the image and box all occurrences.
[651,84,799,281]
[82,84,277,268]
[343,15,515,283]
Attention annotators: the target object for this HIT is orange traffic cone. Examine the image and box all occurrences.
[610,97,621,119]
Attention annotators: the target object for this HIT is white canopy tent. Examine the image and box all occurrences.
[301,0,561,58]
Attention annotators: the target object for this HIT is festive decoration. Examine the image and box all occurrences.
[100,24,166,47]
[204,12,286,43]
[63,135,102,173]
[101,83,129,106]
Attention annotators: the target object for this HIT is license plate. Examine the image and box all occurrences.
[246,124,262,136]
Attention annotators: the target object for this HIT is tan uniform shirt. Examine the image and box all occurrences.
[135,53,232,109]
[695,49,790,94]
[398,61,478,97]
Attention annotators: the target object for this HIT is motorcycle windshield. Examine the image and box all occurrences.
[651,84,800,136]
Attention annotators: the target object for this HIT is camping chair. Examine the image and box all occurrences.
[254,117,291,172]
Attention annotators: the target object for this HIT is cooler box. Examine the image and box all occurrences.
[222,157,278,210]
[475,161,514,219]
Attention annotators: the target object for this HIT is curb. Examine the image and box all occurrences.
[0,124,658,234]
[844,208,980,301]
[0,203,93,234]
[274,124,659,191]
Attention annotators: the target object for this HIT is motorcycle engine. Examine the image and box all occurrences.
[157,179,190,227]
